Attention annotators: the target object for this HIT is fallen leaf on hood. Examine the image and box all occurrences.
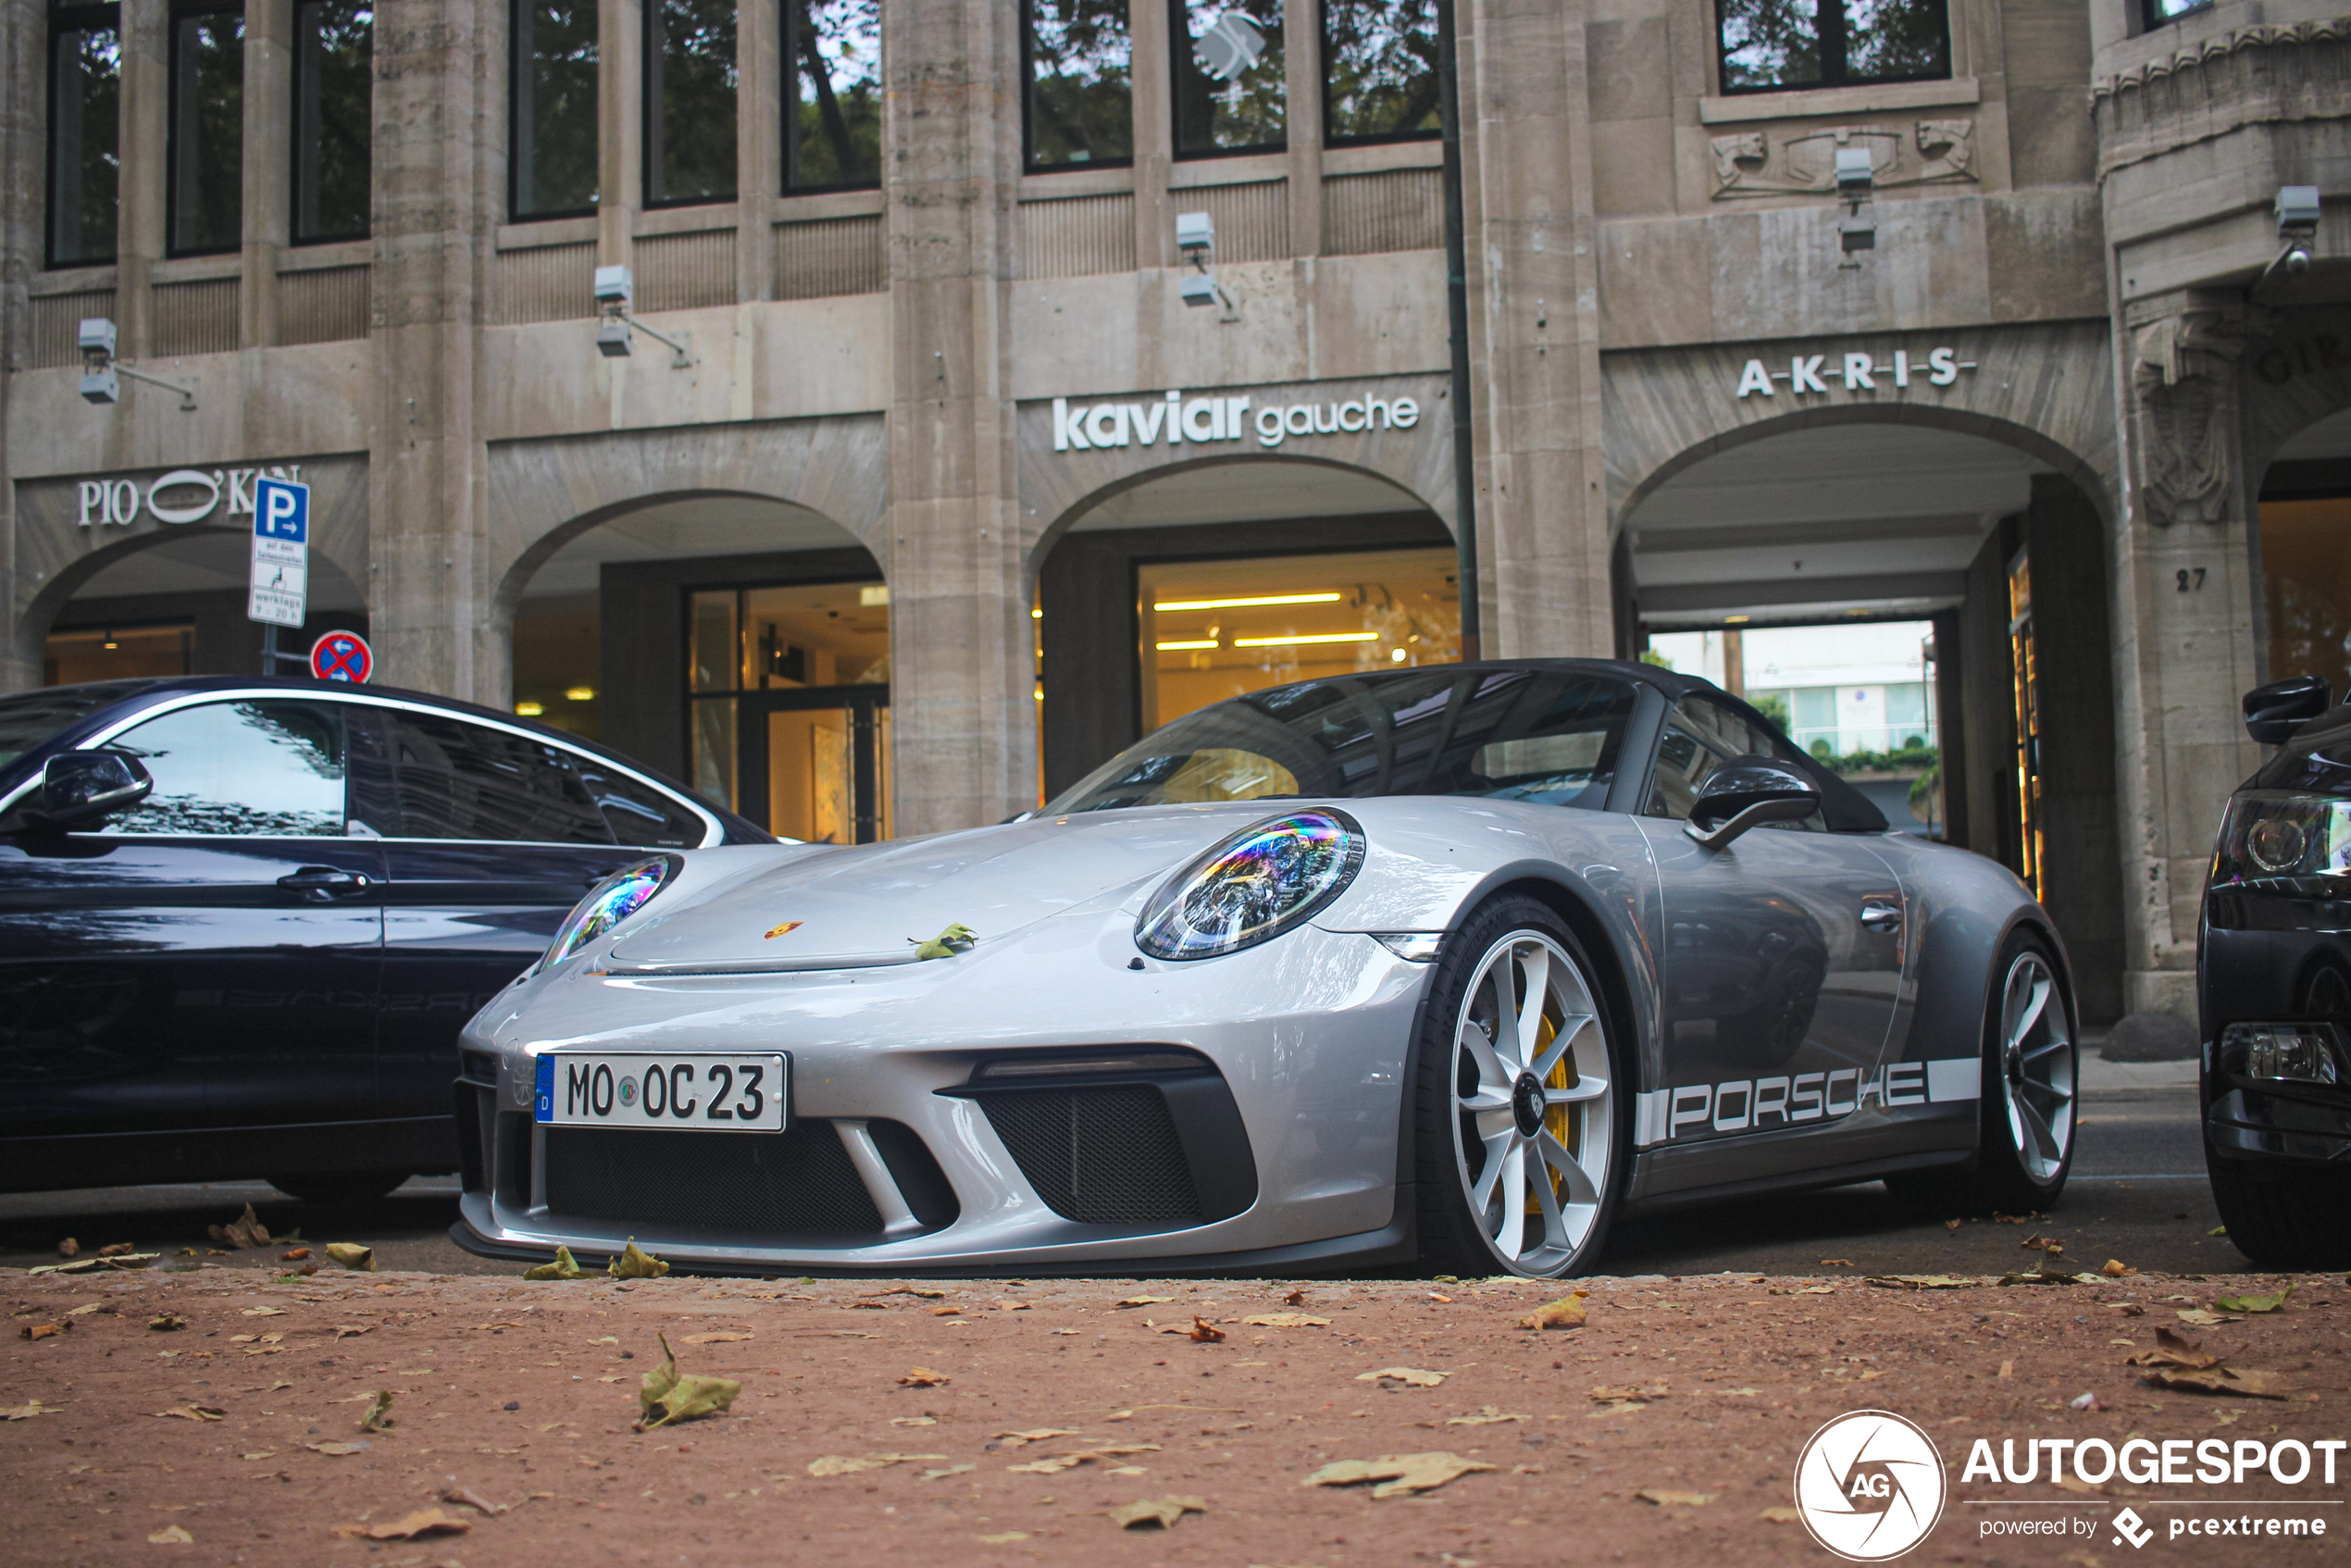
[1303,1452,1498,1499]
[2175,1309,2240,1327]
[1107,1496,1208,1530]
[1590,1385,1669,1401]
[1241,1313,1329,1328]
[330,1508,471,1541]
[148,1314,186,1332]
[358,1390,394,1432]
[606,1239,669,1280]
[1636,1488,1716,1506]
[1760,1505,1801,1523]
[208,1203,272,1251]
[1446,1407,1528,1425]
[147,1525,194,1544]
[2127,1327,2221,1371]
[19,1323,59,1341]
[1519,1292,1590,1330]
[993,1428,1081,1448]
[324,1243,375,1273]
[152,1405,225,1422]
[807,1453,950,1477]
[523,1245,588,1281]
[1,1400,63,1420]
[1357,1367,1447,1388]
[2213,1284,2295,1314]
[2103,1260,2140,1278]
[899,1367,950,1387]
[1866,1276,1977,1290]
[912,923,978,960]
[681,1332,753,1345]
[1113,1297,1171,1309]
[637,1332,740,1429]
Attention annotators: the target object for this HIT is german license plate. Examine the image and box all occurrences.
[534,1052,788,1132]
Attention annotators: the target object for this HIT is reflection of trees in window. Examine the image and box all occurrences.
[1173,0,1285,157]
[785,0,879,190]
[169,2,244,255]
[1322,0,1437,144]
[1717,0,1947,92]
[645,0,737,205]
[293,0,370,242]
[48,1,121,268]
[111,702,348,837]
[1026,0,1132,170]
[511,0,598,218]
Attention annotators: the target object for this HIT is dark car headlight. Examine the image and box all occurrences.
[2210,792,2351,890]
[1135,809,1365,961]
[541,855,679,971]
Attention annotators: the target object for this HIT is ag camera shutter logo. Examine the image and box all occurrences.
[1795,1410,1947,1561]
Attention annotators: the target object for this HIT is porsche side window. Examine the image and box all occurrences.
[106,700,350,836]
[380,712,614,845]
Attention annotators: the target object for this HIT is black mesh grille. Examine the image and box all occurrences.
[980,1085,1201,1225]
[541,1123,885,1237]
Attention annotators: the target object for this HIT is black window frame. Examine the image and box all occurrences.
[1319,0,1441,150]
[1021,0,1136,176]
[45,0,122,270]
[507,0,600,223]
[1712,0,1953,96]
[289,0,371,244]
[641,0,739,209]
[165,0,245,259]
[780,0,882,194]
[1169,0,1287,162]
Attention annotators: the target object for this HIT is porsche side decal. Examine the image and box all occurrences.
[1632,1058,1982,1148]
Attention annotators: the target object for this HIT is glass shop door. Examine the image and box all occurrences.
[737,689,891,844]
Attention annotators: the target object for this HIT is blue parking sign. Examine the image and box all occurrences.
[254,478,308,544]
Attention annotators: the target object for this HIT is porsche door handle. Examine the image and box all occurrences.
[279,866,373,902]
[1859,902,1903,932]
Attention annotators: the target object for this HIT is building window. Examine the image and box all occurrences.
[47,0,121,268]
[1173,0,1285,157]
[1025,0,1132,171]
[168,0,244,255]
[2142,0,2213,26]
[784,0,880,191]
[1322,0,1438,144]
[510,0,597,219]
[292,0,370,243]
[644,0,737,206]
[1716,0,1950,93]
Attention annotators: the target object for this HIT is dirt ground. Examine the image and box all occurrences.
[3,1260,2344,1568]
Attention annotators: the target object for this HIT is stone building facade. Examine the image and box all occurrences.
[2,0,2346,1025]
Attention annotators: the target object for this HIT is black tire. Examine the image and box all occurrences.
[266,1170,412,1205]
[2208,1154,2351,1269]
[1412,895,1630,1278]
[1886,931,2077,1215]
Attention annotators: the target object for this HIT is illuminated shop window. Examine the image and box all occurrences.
[1716,0,1950,93]
[44,623,193,687]
[510,0,597,219]
[292,0,371,243]
[1025,0,1132,171]
[1137,548,1460,730]
[47,0,120,268]
[2142,0,2213,27]
[2259,496,2351,703]
[645,0,737,205]
[1173,0,1285,158]
[784,0,879,191]
[168,0,244,255]
[1322,0,1438,144]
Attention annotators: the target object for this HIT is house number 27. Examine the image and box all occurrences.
[2177,567,2207,591]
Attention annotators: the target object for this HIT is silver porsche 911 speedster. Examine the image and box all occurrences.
[452,658,2077,1279]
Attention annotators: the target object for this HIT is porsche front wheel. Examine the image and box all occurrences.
[1412,899,1626,1278]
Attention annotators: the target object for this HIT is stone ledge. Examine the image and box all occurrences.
[2091,15,2350,99]
[1698,76,1981,125]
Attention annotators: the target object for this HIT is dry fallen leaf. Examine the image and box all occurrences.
[1183,1317,1225,1343]
[1636,1488,1716,1507]
[807,1453,950,1477]
[2127,1326,2221,1371]
[1107,1496,1208,1530]
[899,1366,951,1387]
[1519,1291,1590,1331]
[442,1485,506,1516]
[2103,1260,2140,1278]
[147,1524,194,1545]
[682,1332,753,1345]
[331,1508,471,1541]
[1357,1367,1447,1388]
[1304,1451,1497,1500]
[1008,1445,1161,1475]
[147,1314,186,1332]
[238,1306,288,1317]
[1284,1288,1309,1305]
[324,1242,375,1273]
[2213,1284,2295,1314]
[522,1245,588,1281]
[976,1532,1029,1545]
[1240,1313,1331,1328]
[2175,1309,2241,1327]
[358,1389,394,1432]
[1113,1296,1171,1309]
[2140,1366,2291,1400]
[0,1400,63,1421]
[923,1464,977,1481]
[18,1323,59,1341]
[1819,1259,1855,1268]
[305,1441,369,1456]
[993,1428,1082,1448]
[606,1239,669,1280]
[1590,1385,1669,1401]
[1446,1407,1528,1425]
[1997,1361,2015,1380]
[638,1332,741,1429]
[208,1202,272,1251]
[1866,1275,1977,1290]
[152,1405,225,1422]
[1760,1505,1802,1523]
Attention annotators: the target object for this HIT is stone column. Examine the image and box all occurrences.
[2108,289,2266,1021]
[0,0,37,691]
[118,0,169,359]
[880,0,1032,835]
[1459,0,1611,661]
[241,0,292,346]
[366,0,494,700]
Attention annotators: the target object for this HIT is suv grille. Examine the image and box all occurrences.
[979,1084,1202,1226]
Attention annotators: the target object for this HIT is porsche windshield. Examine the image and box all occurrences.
[1049,668,1641,814]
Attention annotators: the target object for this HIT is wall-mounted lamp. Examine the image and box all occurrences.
[76,318,197,410]
[1834,148,1876,266]
[592,265,694,367]
[1174,211,1239,319]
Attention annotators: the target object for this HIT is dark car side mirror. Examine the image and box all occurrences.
[1686,756,1822,850]
[24,751,154,830]
[2244,676,2332,746]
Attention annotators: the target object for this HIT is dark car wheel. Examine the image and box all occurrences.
[267,1169,412,1205]
[1888,932,2077,1214]
[2208,1156,2351,1269]
[1412,896,1628,1279]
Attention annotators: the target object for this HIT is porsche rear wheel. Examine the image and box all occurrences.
[1413,898,1625,1278]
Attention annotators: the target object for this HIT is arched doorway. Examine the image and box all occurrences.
[1032,457,1455,800]
[503,492,890,843]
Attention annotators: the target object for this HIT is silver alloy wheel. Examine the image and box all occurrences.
[1448,930,1614,1276]
[1997,949,2076,1182]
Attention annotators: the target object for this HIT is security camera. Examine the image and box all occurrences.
[1179,272,1220,308]
[78,317,119,404]
[593,265,634,308]
[1839,212,1877,254]
[1834,147,1874,203]
[2277,185,2321,239]
[1176,212,1214,261]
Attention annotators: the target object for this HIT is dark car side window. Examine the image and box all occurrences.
[105,700,351,836]
[1646,696,1825,830]
[379,712,614,845]
[571,758,704,848]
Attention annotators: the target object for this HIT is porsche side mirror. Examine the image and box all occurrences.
[30,751,153,830]
[1686,757,1820,850]
[2244,676,2332,745]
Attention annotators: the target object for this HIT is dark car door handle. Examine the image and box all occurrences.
[1860,902,1903,931]
[279,866,373,902]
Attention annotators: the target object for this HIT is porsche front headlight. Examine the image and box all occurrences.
[1135,809,1365,961]
[541,855,679,971]
[2210,793,2351,890]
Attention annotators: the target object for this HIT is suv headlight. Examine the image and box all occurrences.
[1135,809,1365,961]
[2211,792,2351,890]
[2219,1022,2345,1086]
[541,855,679,971]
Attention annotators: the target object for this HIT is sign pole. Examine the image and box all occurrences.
[248,477,312,673]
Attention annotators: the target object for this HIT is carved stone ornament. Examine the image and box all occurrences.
[1709,119,1978,199]
[2130,308,2260,527]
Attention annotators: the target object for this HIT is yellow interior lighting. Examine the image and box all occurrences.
[1155,639,1220,651]
[1233,631,1378,648]
[515,701,544,716]
[1152,592,1343,612]
[565,686,596,702]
